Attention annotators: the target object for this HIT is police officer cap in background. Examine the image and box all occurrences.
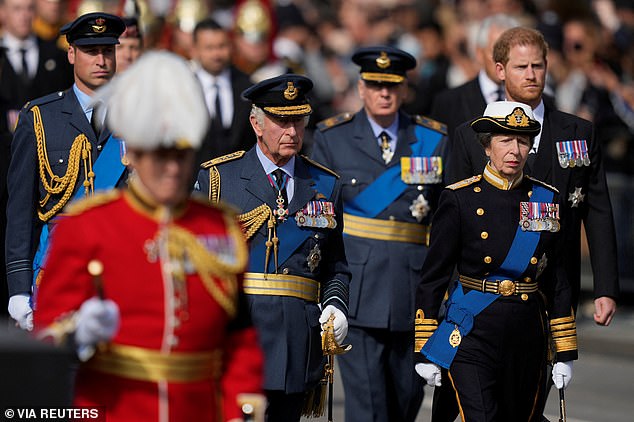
[471,101,541,137]
[351,46,416,84]
[60,12,126,46]
[241,74,313,118]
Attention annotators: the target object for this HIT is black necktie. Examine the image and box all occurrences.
[19,48,29,82]
[90,104,101,138]
[379,131,393,164]
[495,85,505,102]
[272,168,288,206]
[213,83,223,129]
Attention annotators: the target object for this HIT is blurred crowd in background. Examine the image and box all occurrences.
[2,0,634,292]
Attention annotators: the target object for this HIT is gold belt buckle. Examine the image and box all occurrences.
[498,280,516,296]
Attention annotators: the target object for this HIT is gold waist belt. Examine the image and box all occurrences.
[84,343,222,383]
[459,275,539,297]
[343,213,430,245]
[243,272,320,302]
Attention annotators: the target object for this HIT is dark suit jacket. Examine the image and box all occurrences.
[430,77,486,147]
[446,102,619,306]
[6,88,116,297]
[0,38,73,132]
[195,66,256,166]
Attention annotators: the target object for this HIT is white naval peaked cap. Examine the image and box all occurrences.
[482,101,535,119]
[92,50,208,150]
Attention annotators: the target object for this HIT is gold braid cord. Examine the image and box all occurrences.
[236,204,279,274]
[208,166,221,203]
[33,106,94,222]
[164,214,248,318]
[207,164,279,274]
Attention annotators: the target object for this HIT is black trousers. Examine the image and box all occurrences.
[265,390,305,422]
[442,295,548,422]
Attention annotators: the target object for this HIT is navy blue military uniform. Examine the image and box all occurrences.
[415,104,578,421]
[6,13,126,300]
[195,75,350,422]
[311,46,448,422]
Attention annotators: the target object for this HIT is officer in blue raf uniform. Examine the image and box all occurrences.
[195,74,351,422]
[311,46,448,422]
[6,13,126,331]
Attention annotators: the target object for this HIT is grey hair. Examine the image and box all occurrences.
[475,14,520,49]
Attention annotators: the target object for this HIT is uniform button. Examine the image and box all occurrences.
[521,294,529,301]
[169,335,179,347]
[476,208,484,216]
[282,268,289,275]
[474,186,481,193]
[57,91,63,96]
[481,231,488,239]
[314,234,320,239]
[530,257,538,265]
[97,144,103,151]
[484,256,492,264]
[528,191,533,197]
[389,216,395,221]
[58,158,64,164]
[417,185,423,191]
[351,178,357,185]
[524,277,532,283]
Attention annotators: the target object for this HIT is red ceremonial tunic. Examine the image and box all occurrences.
[35,187,263,422]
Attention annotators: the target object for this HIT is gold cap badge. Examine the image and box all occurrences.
[92,18,106,33]
[506,107,530,127]
[283,82,298,100]
[376,51,390,69]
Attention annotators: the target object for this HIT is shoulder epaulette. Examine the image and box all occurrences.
[316,112,353,132]
[413,115,447,135]
[446,175,482,190]
[24,91,66,110]
[300,155,340,178]
[200,150,246,169]
[63,190,121,216]
[525,175,559,194]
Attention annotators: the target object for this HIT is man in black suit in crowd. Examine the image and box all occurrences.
[430,14,518,155]
[0,0,72,133]
[191,18,256,166]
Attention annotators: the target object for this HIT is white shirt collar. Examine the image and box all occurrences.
[366,113,399,143]
[530,100,545,154]
[478,70,502,104]
[255,144,296,179]
[2,33,36,51]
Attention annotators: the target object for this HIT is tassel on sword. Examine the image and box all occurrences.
[302,314,351,421]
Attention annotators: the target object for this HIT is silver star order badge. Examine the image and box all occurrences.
[409,194,430,222]
[568,187,585,208]
[307,244,321,272]
[536,253,548,279]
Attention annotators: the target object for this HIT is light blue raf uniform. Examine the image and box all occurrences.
[311,45,448,422]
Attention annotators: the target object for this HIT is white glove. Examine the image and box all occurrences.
[75,297,120,347]
[415,363,442,387]
[552,361,574,390]
[8,294,33,331]
[319,304,348,344]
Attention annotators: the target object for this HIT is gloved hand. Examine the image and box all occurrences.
[75,297,120,347]
[415,363,442,387]
[552,361,574,390]
[8,294,33,331]
[319,304,348,344]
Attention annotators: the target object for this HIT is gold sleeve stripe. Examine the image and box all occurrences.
[549,315,575,325]
[414,308,438,352]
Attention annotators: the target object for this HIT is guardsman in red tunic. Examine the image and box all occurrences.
[34,51,264,422]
